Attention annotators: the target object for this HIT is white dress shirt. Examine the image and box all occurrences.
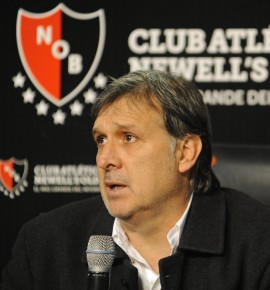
[112,195,193,290]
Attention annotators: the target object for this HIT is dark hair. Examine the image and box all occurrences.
[91,70,220,193]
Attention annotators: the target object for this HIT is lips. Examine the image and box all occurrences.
[104,180,127,190]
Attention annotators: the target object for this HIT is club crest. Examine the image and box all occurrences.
[17,3,106,107]
[0,158,29,199]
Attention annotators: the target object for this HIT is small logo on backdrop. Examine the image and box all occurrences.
[0,158,29,199]
[13,3,107,125]
[33,164,100,193]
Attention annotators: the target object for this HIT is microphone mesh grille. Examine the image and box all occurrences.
[86,235,115,272]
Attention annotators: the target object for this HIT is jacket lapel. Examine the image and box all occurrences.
[159,189,226,289]
[180,189,226,255]
[159,251,185,289]
[110,250,139,290]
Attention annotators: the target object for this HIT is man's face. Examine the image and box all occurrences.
[92,96,186,224]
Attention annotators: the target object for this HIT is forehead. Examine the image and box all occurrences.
[93,95,165,131]
[101,92,161,113]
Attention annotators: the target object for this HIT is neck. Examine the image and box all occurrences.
[119,192,191,273]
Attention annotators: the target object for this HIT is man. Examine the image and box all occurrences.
[2,70,270,289]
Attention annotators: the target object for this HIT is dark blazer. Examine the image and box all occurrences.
[2,188,270,289]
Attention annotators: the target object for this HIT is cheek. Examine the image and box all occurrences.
[130,154,175,189]
[151,148,177,169]
[150,152,179,183]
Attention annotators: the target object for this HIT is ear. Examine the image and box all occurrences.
[177,135,202,174]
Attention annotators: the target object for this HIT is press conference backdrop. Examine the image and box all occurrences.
[1,0,270,279]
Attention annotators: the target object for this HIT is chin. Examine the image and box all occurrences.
[106,204,135,221]
[108,207,131,219]
[102,195,131,216]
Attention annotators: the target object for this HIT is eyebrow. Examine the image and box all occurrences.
[92,122,138,136]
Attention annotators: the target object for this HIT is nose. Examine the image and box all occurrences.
[96,140,121,170]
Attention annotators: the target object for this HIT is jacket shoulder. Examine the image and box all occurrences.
[22,194,110,242]
[219,187,270,235]
[220,187,270,214]
[31,194,103,223]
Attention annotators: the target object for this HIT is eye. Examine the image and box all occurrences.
[124,133,136,143]
[95,135,107,145]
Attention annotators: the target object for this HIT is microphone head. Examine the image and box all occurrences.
[86,235,115,273]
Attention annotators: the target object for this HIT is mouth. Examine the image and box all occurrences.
[105,181,127,191]
[105,181,126,189]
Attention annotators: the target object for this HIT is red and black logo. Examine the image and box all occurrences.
[17,3,105,106]
[0,158,28,199]
[13,3,107,124]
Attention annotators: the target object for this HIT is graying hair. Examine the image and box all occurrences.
[91,70,220,194]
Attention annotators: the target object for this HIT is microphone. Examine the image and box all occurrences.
[86,235,116,290]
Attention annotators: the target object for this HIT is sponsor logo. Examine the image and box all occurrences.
[33,164,99,193]
[13,3,107,124]
[0,158,29,199]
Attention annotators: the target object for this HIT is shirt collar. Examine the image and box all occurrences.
[167,193,193,253]
[112,193,193,254]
